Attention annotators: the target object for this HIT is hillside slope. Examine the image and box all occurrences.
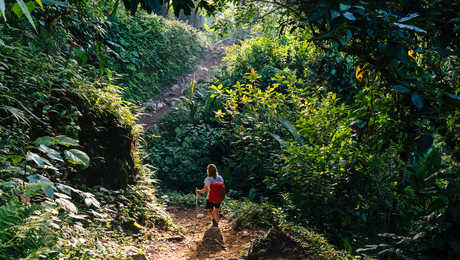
[0,3,203,258]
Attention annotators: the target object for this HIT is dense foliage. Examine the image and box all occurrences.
[2,0,459,258]
[213,0,460,151]
[107,14,203,102]
[147,5,459,257]
[0,0,194,258]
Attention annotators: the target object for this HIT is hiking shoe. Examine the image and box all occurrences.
[212,219,218,227]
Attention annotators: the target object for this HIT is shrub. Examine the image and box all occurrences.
[145,122,231,192]
[219,33,357,102]
[159,190,207,209]
[222,199,276,230]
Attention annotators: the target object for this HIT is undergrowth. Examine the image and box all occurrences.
[108,13,205,103]
[146,26,459,258]
[0,2,187,258]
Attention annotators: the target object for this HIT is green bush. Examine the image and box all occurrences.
[221,199,276,230]
[219,33,357,101]
[159,190,207,209]
[139,2,458,258]
[145,122,231,192]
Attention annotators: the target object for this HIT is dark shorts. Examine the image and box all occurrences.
[205,199,221,210]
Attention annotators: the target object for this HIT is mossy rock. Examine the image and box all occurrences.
[66,91,138,189]
[247,225,350,260]
[247,228,308,260]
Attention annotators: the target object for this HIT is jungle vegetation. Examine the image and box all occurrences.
[0,0,458,259]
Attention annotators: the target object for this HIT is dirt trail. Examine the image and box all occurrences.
[138,39,235,130]
[146,208,259,260]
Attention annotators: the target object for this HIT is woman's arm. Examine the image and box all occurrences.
[195,185,207,194]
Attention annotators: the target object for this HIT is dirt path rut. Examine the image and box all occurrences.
[146,208,258,260]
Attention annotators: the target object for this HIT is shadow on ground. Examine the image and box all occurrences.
[191,225,226,259]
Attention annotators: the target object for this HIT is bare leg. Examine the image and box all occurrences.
[207,209,213,222]
[213,207,220,223]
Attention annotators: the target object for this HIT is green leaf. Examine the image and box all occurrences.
[81,53,88,64]
[35,0,43,9]
[56,197,77,213]
[424,148,441,172]
[330,10,340,20]
[411,92,423,110]
[394,23,427,33]
[343,238,352,254]
[26,152,48,167]
[270,133,287,147]
[38,144,63,161]
[55,135,79,147]
[346,29,352,41]
[277,116,304,146]
[393,85,410,94]
[64,149,90,168]
[42,184,54,199]
[27,174,51,183]
[110,0,119,16]
[4,155,24,163]
[16,0,37,32]
[26,176,55,199]
[248,187,256,200]
[5,165,31,175]
[343,12,356,21]
[33,136,56,146]
[446,93,460,100]
[106,68,113,79]
[0,0,6,22]
[339,3,351,11]
[399,13,419,22]
[55,183,79,195]
[84,194,100,208]
[11,2,23,17]
[3,106,30,125]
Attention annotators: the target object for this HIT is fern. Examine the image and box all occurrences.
[1,106,30,126]
[0,182,58,260]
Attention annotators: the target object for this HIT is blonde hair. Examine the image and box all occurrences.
[207,164,218,178]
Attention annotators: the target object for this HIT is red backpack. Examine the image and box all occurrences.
[209,180,226,204]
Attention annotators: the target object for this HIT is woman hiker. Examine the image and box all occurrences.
[195,164,225,227]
